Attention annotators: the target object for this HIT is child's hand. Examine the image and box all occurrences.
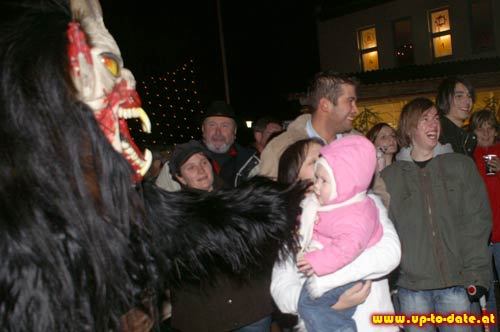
[297,257,314,276]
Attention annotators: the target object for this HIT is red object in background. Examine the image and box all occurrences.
[473,144,500,243]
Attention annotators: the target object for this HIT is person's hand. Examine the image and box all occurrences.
[119,307,154,332]
[297,257,314,276]
[379,146,388,154]
[331,280,372,310]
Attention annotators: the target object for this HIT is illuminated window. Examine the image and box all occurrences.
[429,8,453,58]
[358,27,379,71]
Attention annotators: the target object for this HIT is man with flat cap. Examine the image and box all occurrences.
[156,101,259,190]
[199,100,259,187]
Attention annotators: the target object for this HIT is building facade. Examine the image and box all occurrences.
[317,0,500,130]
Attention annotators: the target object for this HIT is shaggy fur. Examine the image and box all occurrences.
[143,177,304,286]
[0,2,151,330]
[0,1,304,331]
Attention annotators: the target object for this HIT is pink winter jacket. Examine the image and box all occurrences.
[304,135,383,276]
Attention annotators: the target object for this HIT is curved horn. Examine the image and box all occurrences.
[70,0,103,21]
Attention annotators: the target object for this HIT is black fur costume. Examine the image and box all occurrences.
[0,1,304,331]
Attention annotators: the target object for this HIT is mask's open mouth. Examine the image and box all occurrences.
[66,21,153,182]
[118,109,152,180]
[104,81,152,181]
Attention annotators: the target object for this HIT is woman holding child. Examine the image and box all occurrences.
[271,137,401,331]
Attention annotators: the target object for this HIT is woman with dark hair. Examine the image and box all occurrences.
[273,138,324,330]
[377,97,491,332]
[277,138,324,186]
[272,138,401,331]
[435,76,477,156]
[366,123,398,172]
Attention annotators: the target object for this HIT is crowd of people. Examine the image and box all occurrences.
[5,1,498,331]
[143,72,499,332]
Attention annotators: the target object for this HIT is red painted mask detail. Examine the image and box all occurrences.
[67,22,93,77]
[67,22,148,182]
[101,80,146,181]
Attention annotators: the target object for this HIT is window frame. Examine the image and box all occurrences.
[428,7,453,60]
[357,25,380,71]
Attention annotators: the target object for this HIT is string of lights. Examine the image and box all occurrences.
[129,58,205,148]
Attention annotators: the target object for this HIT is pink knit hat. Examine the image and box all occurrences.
[317,135,376,204]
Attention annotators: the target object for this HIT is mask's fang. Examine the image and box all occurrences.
[117,107,151,134]
[138,148,152,176]
[135,107,151,133]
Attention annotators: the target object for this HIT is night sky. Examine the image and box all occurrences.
[101,0,320,124]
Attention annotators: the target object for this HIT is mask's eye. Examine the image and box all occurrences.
[101,53,120,77]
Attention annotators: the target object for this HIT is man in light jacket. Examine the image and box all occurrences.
[260,71,360,179]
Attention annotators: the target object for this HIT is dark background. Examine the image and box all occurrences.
[100,0,388,146]
[101,0,320,122]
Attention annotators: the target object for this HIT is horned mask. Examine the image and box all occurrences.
[68,0,152,180]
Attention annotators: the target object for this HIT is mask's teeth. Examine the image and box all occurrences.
[121,141,137,160]
[138,149,152,176]
[121,141,130,150]
[118,108,131,119]
[127,146,137,159]
[118,108,150,135]
[121,141,152,176]
[134,107,151,133]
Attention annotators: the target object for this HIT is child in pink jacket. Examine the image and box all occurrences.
[297,135,383,332]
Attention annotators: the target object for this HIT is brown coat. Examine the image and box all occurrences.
[259,114,311,180]
[171,271,273,332]
[259,113,360,180]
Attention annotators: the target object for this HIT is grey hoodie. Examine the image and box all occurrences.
[395,143,454,162]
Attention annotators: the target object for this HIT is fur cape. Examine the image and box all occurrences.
[0,1,304,331]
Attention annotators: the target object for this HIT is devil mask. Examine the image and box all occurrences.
[68,0,152,180]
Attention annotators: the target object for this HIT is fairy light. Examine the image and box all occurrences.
[128,58,203,147]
